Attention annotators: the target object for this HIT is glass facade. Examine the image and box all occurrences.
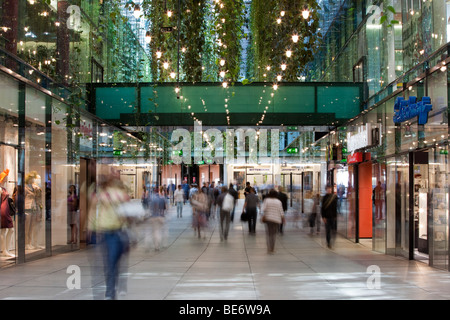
[0,69,159,266]
[320,46,449,269]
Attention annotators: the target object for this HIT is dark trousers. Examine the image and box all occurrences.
[247,207,257,233]
[324,218,337,247]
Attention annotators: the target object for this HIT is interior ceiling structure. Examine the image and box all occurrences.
[90,1,361,128]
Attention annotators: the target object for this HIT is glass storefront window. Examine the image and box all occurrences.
[429,146,449,270]
[24,86,47,258]
[0,73,19,266]
[52,100,78,249]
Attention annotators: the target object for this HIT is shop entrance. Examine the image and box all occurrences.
[412,151,429,262]
[79,158,96,246]
[280,172,302,209]
[392,151,429,261]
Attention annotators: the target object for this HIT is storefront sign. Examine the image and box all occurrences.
[347,123,381,153]
[247,167,272,174]
[347,152,363,164]
[347,152,371,164]
[393,96,432,125]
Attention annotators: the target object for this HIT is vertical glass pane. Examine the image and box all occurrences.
[373,162,386,253]
[395,154,410,259]
[347,165,357,241]
[24,87,46,257]
[0,73,19,266]
[386,157,396,255]
[52,100,78,249]
[429,146,448,270]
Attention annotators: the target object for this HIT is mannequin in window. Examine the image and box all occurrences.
[0,170,14,257]
[67,184,79,244]
[1,186,14,257]
[25,171,43,250]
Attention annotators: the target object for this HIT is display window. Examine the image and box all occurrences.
[0,73,19,266]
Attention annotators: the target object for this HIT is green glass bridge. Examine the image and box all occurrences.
[90,82,363,127]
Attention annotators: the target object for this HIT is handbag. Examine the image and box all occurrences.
[8,198,16,217]
[117,200,147,220]
[240,209,248,222]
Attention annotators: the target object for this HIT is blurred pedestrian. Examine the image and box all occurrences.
[304,191,315,235]
[149,187,167,251]
[217,186,234,241]
[228,183,238,222]
[190,186,209,239]
[321,185,338,249]
[261,189,285,254]
[174,184,184,218]
[277,187,287,234]
[88,173,130,300]
[243,187,259,234]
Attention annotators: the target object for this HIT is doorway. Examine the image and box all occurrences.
[79,158,96,246]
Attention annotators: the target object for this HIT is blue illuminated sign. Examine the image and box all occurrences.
[393,96,432,125]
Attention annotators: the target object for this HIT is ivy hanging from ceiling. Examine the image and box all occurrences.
[127,0,321,84]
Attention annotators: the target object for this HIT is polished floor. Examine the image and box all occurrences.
[1,199,450,301]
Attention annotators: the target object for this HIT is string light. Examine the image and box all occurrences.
[292,34,299,43]
[286,50,292,58]
[133,4,141,19]
[145,31,151,44]
[301,8,310,19]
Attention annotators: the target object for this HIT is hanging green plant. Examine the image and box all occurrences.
[249,0,322,82]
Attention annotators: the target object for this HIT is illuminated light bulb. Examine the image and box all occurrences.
[281,63,287,71]
[222,81,228,88]
[167,10,172,17]
[134,4,141,19]
[219,71,226,78]
[441,65,447,72]
[145,31,151,44]
[277,18,282,24]
[170,72,176,79]
[175,87,180,93]
[220,59,225,66]
[156,51,162,59]
[286,50,292,57]
[277,75,282,81]
[273,84,278,90]
[280,11,285,17]
[301,8,310,19]
[266,65,271,71]
[292,34,299,43]
[163,62,169,69]
[29,0,35,4]
[181,47,186,53]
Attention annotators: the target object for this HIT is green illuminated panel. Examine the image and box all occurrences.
[94,83,362,126]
